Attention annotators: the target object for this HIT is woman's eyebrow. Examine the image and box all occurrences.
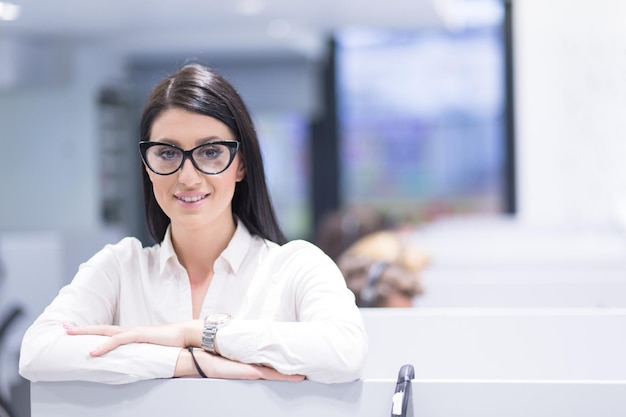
[151,136,226,147]
[195,136,229,145]
[151,137,178,145]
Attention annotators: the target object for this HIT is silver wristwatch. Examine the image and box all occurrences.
[201,313,232,354]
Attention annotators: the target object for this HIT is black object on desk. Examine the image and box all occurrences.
[0,305,24,417]
[391,364,415,417]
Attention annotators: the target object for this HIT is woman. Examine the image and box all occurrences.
[337,231,428,308]
[316,207,428,308]
[19,64,367,384]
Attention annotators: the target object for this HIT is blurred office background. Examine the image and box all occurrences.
[2,0,626,416]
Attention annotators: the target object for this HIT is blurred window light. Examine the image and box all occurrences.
[237,0,265,15]
[0,1,20,21]
[336,23,506,223]
[435,0,504,31]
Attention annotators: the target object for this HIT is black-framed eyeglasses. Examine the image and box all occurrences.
[139,140,240,175]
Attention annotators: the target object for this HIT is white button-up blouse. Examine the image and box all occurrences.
[19,221,368,384]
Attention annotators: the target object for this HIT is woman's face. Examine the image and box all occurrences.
[146,108,245,233]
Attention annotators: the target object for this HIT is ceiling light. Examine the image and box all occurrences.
[237,0,265,16]
[435,0,503,31]
[0,1,20,21]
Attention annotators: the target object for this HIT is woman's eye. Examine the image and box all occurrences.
[198,146,222,159]
[156,148,180,160]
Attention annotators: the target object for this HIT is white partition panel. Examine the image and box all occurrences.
[31,379,392,417]
[360,308,626,380]
[416,267,626,308]
[410,217,626,308]
[30,378,626,417]
[410,380,626,417]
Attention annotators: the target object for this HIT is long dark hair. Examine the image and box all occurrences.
[139,63,286,244]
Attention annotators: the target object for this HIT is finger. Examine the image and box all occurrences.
[89,340,120,357]
[89,330,141,356]
[254,365,305,382]
[280,374,305,382]
[64,323,126,337]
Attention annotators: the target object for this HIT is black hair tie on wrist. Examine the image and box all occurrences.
[187,346,208,378]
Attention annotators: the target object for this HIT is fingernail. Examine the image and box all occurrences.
[63,323,75,331]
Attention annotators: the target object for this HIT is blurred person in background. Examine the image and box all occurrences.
[316,207,429,308]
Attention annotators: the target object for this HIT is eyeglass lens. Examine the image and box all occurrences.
[145,143,235,175]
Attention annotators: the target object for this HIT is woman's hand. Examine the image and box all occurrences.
[176,348,304,382]
[63,321,202,357]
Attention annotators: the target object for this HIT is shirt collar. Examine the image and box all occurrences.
[220,218,253,274]
[158,218,254,275]
[159,226,177,275]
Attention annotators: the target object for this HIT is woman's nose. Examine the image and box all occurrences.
[177,158,202,185]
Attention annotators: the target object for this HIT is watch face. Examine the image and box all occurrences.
[205,313,232,325]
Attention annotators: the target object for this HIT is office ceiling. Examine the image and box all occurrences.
[0,0,451,58]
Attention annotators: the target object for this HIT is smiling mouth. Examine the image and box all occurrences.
[176,194,208,203]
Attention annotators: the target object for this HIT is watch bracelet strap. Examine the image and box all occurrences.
[202,326,218,354]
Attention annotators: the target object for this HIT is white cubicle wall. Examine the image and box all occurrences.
[30,378,626,417]
[416,265,626,308]
[361,308,626,380]
[410,217,626,308]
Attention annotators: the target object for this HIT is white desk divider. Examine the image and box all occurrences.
[416,265,626,308]
[360,308,626,380]
[31,379,392,417]
[30,378,626,417]
[410,217,626,308]
[409,379,626,417]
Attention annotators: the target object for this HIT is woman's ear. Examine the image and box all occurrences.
[143,162,153,180]
[143,162,160,186]
[236,159,246,182]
